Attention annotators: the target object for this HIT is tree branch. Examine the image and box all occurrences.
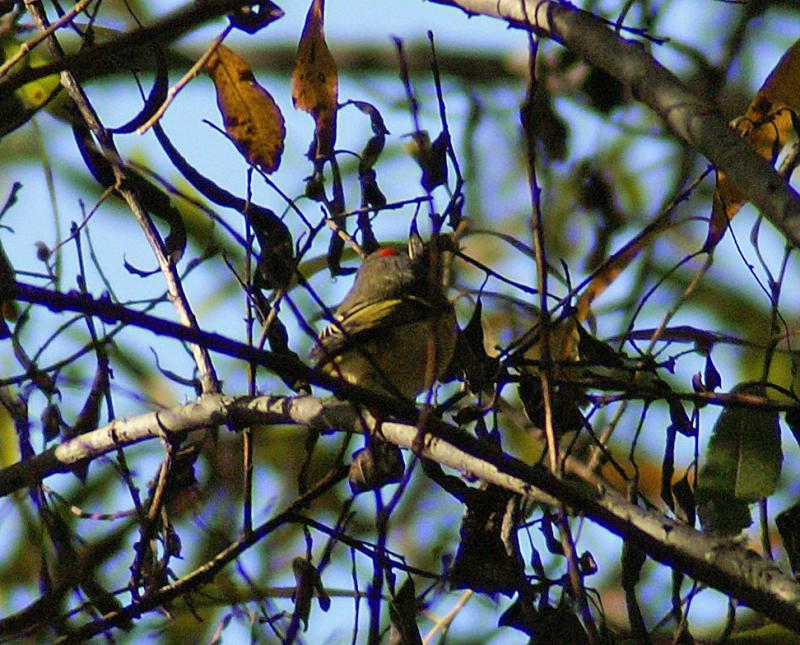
[2,391,800,632]
[5,281,425,417]
[429,0,800,248]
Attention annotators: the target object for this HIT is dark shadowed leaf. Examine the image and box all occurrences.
[228,1,284,34]
[349,440,405,493]
[389,577,422,645]
[777,502,800,575]
[291,557,330,633]
[407,130,448,192]
[450,486,525,595]
[500,601,589,643]
[697,383,782,534]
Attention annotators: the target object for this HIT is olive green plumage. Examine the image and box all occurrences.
[314,239,457,400]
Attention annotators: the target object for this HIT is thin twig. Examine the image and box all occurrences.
[0,0,92,79]
[136,24,233,134]
[422,589,472,644]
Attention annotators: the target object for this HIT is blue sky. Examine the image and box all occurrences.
[2,1,800,642]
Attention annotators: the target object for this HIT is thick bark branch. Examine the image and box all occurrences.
[3,392,800,631]
[0,395,351,495]
[430,0,800,248]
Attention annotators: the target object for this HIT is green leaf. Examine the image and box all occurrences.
[0,35,64,137]
[696,491,752,536]
[697,382,782,534]
[729,622,800,643]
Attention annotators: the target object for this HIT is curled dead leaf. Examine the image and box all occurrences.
[707,39,800,250]
[206,44,285,173]
[292,0,338,160]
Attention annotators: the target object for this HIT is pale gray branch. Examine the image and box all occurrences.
[3,392,800,630]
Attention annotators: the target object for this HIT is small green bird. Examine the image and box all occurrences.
[314,236,457,401]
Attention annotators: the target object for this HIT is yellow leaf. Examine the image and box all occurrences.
[0,406,18,467]
[709,39,800,248]
[205,44,285,173]
[292,0,338,160]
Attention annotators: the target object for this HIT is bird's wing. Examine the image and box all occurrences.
[313,296,434,362]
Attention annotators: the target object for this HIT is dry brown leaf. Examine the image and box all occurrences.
[292,0,338,160]
[521,318,580,383]
[708,39,800,249]
[574,208,675,325]
[206,44,285,173]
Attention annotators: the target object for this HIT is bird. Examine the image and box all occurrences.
[313,235,457,402]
